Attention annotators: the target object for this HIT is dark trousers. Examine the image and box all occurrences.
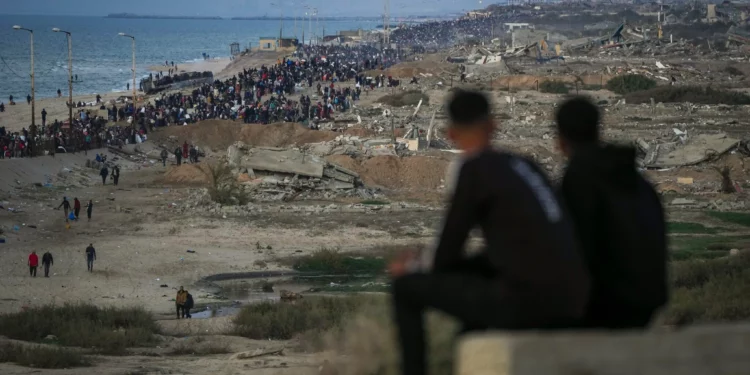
[74,207,80,219]
[87,210,92,220]
[29,266,37,277]
[101,175,107,184]
[176,305,185,318]
[184,307,191,318]
[43,264,50,277]
[113,175,119,186]
[162,158,167,167]
[87,259,94,272]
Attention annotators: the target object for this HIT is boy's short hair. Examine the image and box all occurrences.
[555,96,600,144]
[447,90,491,127]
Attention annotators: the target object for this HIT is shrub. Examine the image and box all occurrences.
[708,211,750,227]
[201,162,249,206]
[233,296,370,340]
[724,66,744,76]
[169,338,231,356]
[0,343,91,369]
[663,252,750,325]
[376,90,429,107]
[0,304,159,354]
[624,86,750,105]
[291,248,387,274]
[539,80,570,94]
[669,235,750,260]
[605,74,656,95]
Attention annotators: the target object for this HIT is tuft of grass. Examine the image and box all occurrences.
[291,248,387,274]
[376,90,429,107]
[0,343,91,369]
[0,304,159,354]
[169,338,231,356]
[360,199,389,205]
[233,296,370,340]
[625,86,750,105]
[539,80,570,94]
[707,211,750,227]
[668,222,719,234]
[663,252,750,325]
[606,74,656,95]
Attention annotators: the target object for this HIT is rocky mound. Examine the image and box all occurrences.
[150,121,338,152]
[326,155,450,191]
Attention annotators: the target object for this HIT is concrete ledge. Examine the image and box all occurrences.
[456,324,750,375]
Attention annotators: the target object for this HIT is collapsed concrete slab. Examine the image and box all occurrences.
[647,133,739,168]
[227,142,360,190]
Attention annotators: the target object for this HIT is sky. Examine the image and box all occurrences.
[0,0,491,17]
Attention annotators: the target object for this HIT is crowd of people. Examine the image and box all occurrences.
[2,44,410,159]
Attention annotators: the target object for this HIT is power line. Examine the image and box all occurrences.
[0,56,27,79]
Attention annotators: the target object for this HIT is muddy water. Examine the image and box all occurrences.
[191,274,388,319]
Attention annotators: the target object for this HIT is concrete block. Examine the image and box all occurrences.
[456,324,750,375]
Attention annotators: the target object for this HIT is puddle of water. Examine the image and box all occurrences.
[192,274,389,319]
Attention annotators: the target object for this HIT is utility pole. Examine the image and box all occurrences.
[53,28,73,145]
[383,0,390,48]
[13,25,35,131]
[118,33,137,133]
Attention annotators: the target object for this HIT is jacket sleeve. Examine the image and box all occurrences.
[431,160,478,273]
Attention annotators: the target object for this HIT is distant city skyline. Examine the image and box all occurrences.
[0,0,494,17]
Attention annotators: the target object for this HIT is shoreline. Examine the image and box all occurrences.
[147,57,232,75]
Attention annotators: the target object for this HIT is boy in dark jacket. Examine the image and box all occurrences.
[556,97,667,329]
[389,91,590,375]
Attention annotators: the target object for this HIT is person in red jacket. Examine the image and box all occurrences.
[73,198,82,220]
[28,251,39,277]
[182,141,189,159]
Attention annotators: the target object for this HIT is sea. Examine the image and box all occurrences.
[0,15,376,101]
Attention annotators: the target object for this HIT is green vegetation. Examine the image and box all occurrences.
[291,248,387,274]
[0,304,159,354]
[0,343,91,369]
[201,162,250,206]
[539,80,570,94]
[707,211,750,227]
[668,222,719,234]
[605,74,656,95]
[670,235,750,260]
[376,90,430,107]
[625,86,750,105]
[664,252,750,325]
[233,296,371,340]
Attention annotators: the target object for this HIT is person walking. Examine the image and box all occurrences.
[28,251,39,277]
[112,166,120,186]
[176,287,188,319]
[85,244,96,272]
[86,200,93,221]
[57,197,71,220]
[174,146,182,166]
[160,149,168,167]
[26,94,31,105]
[100,165,109,185]
[73,198,81,220]
[184,291,194,318]
[41,108,47,126]
[42,251,53,277]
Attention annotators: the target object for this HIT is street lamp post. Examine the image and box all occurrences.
[52,28,73,141]
[12,25,35,138]
[118,33,137,132]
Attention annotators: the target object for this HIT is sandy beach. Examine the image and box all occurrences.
[147,57,232,75]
